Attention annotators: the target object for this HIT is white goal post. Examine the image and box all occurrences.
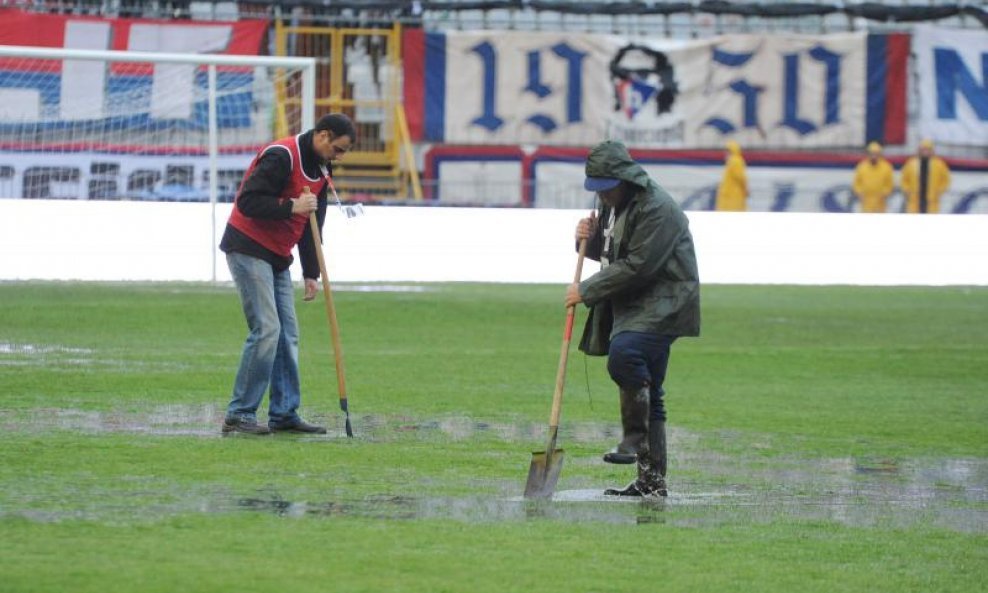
[0,44,316,279]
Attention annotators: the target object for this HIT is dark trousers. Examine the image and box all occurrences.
[607,331,677,422]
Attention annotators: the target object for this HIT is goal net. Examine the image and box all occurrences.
[0,45,315,202]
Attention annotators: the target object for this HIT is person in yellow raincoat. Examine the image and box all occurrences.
[715,140,748,211]
[852,142,894,213]
[900,139,951,214]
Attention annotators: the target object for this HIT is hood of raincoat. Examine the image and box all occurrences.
[584,140,652,190]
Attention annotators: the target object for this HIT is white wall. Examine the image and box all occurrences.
[1,200,986,286]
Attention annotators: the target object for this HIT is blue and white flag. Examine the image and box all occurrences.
[914,25,988,147]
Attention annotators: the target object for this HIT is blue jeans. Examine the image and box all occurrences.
[226,252,303,427]
[607,331,677,422]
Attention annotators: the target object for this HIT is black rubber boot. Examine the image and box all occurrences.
[602,386,648,464]
[603,481,642,497]
[636,420,668,497]
[604,422,668,497]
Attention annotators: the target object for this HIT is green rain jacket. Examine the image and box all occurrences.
[578,140,701,355]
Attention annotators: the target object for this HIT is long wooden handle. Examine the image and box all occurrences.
[309,213,347,401]
[547,238,587,431]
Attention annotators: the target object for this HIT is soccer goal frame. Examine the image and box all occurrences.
[0,44,316,280]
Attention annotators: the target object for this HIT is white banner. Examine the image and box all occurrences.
[0,151,253,202]
[914,26,988,147]
[2,201,987,286]
[427,155,988,213]
[438,31,868,148]
[606,33,867,149]
[441,31,615,146]
[528,160,988,214]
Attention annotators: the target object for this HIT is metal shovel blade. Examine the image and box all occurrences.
[524,448,565,499]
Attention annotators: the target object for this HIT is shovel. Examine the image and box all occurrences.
[524,238,587,499]
[309,210,354,438]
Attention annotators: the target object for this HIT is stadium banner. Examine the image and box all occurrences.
[913,26,988,147]
[530,161,988,214]
[0,151,251,202]
[0,10,275,202]
[421,144,526,203]
[0,9,268,55]
[404,30,902,149]
[865,33,909,145]
[526,150,988,214]
[423,145,988,214]
[0,9,269,130]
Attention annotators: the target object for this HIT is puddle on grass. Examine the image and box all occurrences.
[2,405,985,531]
[0,343,94,355]
[0,342,97,367]
[0,405,621,441]
[0,405,230,437]
[0,342,196,372]
[233,489,689,526]
[228,472,986,531]
[334,284,435,293]
[9,476,984,532]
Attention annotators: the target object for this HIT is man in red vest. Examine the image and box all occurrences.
[220,113,356,435]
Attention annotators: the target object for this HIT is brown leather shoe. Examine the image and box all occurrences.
[222,417,271,436]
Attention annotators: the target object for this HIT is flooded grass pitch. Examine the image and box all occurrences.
[2,404,984,533]
[230,456,988,531]
[1,284,986,592]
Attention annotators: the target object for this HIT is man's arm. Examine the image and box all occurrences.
[900,159,915,195]
[237,149,293,219]
[851,163,864,197]
[937,159,951,195]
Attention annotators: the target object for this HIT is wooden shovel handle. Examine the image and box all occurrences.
[309,213,348,401]
[547,238,587,429]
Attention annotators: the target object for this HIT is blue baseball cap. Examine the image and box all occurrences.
[584,177,621,192]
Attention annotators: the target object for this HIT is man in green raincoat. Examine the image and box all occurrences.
[566,140,701,497]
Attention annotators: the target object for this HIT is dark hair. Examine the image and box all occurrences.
[315,113,357,141]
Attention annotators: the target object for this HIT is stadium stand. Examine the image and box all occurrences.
[0,0,985,208]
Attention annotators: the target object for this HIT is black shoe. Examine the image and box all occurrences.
[270,419,327,434]
[222,417,271,436]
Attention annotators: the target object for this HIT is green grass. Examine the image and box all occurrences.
[1,516,983,593]
[0,282,986,592]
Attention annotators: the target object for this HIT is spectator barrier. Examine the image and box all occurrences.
[1,200,985,286]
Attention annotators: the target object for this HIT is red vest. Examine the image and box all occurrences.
[227,135,326,258]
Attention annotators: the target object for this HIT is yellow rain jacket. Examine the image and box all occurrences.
[852,157,894,213]
[900,156,950,214]
[715,141,748,211]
